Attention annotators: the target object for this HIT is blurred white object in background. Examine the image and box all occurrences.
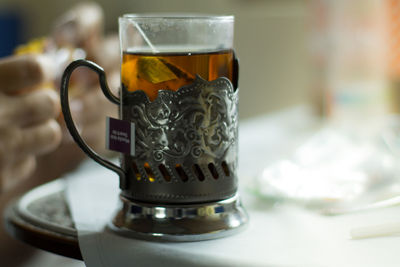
[250,115,400,213]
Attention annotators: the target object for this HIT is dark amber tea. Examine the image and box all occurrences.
[121,49,234,101]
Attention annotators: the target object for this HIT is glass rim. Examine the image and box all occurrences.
[120,13,234,21]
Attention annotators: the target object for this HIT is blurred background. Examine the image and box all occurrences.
[2,0,398,121]
[3,0,400,266]
[0,0,311,119]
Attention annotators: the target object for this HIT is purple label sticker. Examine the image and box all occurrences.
[106,117,135,156]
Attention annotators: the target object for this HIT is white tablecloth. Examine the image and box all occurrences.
[65,106,400,267]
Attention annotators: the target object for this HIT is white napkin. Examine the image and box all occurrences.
[65,160,270,267]
[64,107,400,267]
[65,163,400,267]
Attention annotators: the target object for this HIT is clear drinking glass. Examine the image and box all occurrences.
[119,14,236,100]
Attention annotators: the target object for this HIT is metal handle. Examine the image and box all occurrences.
[60,59,126,182]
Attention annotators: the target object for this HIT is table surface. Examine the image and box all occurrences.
[5,106,400,267]
[4,179,82,260]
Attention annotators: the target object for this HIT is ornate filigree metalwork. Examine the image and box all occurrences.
[120,76,239,203]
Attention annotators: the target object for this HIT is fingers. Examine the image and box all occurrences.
[52,2,103,58]
[70,86,114,125]
[0,89,60,127]
[80,119,105,145]
[17,120,62,156]
[0,54,54,94]
[0,156,36,193]
[0,120,62,158]
[60,84,117,147]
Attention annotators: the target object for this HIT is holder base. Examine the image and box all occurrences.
[109,194,248,242]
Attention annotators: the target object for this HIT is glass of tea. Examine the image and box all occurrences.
[119,14,235,100]
[60,14,247,241]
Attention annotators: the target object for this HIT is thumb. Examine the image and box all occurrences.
[0,54,54,94]
[52,2,104,59]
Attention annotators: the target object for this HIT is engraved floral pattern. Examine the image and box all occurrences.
[122,76,238,164]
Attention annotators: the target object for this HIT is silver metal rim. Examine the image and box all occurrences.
[109,194,248,242]
[120,14,234,21]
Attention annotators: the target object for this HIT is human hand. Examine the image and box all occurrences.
[0,2,119,192]
[52,2,119,147]
[0,55,61,192]
[31,2,119,180]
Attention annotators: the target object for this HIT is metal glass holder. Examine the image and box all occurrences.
[61,60,248,242]
[109,194,248,241]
